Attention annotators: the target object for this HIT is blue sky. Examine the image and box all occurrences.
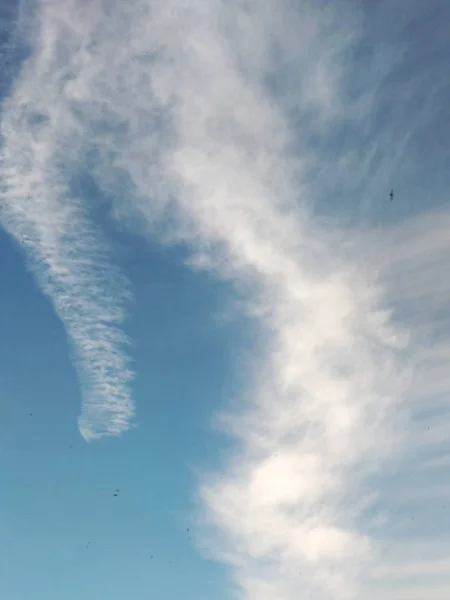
[1,1,450,599]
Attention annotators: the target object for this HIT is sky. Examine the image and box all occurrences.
[0,1,450,599]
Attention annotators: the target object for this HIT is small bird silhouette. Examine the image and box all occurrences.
[390,189,394,201]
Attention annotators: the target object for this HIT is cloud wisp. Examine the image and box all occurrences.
[3,0,450,597]
[0,5,134,440]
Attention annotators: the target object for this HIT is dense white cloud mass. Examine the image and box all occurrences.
[1,0,449,597]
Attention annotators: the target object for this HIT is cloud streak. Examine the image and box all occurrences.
[3,0,450,597]
[0,3,134,440]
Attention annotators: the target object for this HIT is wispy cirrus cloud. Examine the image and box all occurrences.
[0,3,134,440]
[2,0,450,597]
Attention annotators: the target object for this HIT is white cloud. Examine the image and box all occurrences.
[85,1,408,597]
[0,2,134,440]
[367,540,450,600]
[3,0,450,598]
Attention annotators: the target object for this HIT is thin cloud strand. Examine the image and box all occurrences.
[0,4,134,440]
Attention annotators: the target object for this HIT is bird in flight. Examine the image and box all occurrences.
[390,189,394,201]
